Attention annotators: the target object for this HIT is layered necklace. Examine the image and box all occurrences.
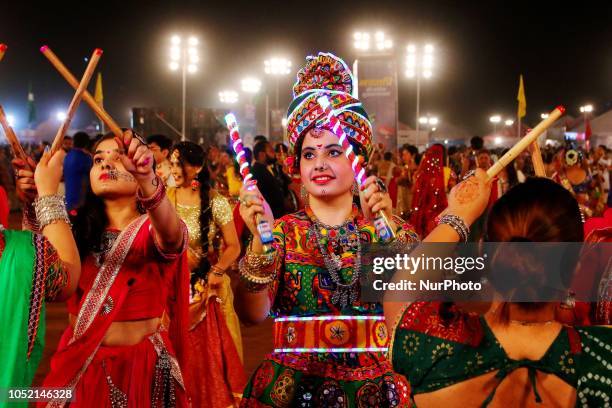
[308,206,362,309]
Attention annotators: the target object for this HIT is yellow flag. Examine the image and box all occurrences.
[517,75,526,119]
[94,72,103,106]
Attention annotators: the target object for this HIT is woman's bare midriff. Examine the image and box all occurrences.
[69,314,161,346]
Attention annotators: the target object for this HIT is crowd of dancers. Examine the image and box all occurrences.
[1,52,610,407]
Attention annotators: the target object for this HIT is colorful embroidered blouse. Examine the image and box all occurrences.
[390,301,612,407]
[262,205,418,317]
[241,207,419,407]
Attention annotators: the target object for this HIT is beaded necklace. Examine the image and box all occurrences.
[307,205,362,308]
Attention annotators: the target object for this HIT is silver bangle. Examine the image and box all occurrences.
[34,194,70,230]
[437,214,469,242]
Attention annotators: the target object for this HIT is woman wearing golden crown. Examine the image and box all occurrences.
[235,53,418,407]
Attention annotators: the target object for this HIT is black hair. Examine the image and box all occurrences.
[72,133,141,258]
[73,132,90,149]
[383,151,393,161]
[253,141,270,160]
[146,134,173,151]
[254,135,268,145]
[470,136,484,150]
[172,142,213,284]
[486,178,582,313]
[275,143,288,154]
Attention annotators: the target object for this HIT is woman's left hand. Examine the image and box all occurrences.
[207,267,225,298]
[360,176,393,221]
[117,129,154,185]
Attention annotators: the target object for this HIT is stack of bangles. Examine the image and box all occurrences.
[210,265,225,277]
[238,244,276,292]
[137,177,166,211]
[437,214,470,242]
[34,194,70,230]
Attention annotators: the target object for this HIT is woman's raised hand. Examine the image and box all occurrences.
[238,180,274,239]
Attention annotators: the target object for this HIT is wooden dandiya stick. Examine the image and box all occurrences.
[488,106,565,179]
[41,46,122,137]
[0,44,7,62]
[0,105,28,161]
[527,129,547,177]
[50,49,102,154]
[316,96,396,243]
[224,113,274,251]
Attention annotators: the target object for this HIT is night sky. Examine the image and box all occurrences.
[1,0,610,136]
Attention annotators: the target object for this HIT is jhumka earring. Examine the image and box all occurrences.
[191,178,201,191]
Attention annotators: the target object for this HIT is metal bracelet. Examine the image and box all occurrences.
[210,265,225,277]
[437,214,469,242]
[34,194,70,230]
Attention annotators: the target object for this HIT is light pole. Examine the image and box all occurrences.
[219,90,239,105]
[241,77,262,94]
[419,115,439,142]
[169,34,199,141]
[489,115,501,134]
[264,57,291,138]
[264,57,292,109]
[405,44,435,145]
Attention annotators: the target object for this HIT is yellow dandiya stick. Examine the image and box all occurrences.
[50,48,102,154]
[0,105,28,161]
[0,44,7,62]
[487,106,565,179]
[41,46,122,137]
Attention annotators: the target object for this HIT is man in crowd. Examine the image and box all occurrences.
[147,134,175,187]
[62,136,73,152]
[252,140,286,218]
[63,131,92,211]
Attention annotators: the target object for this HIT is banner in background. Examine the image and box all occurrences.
[358,56,398,153]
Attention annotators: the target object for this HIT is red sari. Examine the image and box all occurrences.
[40,216,191,407]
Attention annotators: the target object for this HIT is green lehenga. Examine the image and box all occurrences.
[0,229,66,407]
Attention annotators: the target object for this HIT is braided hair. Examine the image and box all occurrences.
[172,142,213,283]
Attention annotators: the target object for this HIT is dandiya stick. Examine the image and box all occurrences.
[316,96,395,243]
[224,113,274,251]
[488,106,565,179]
[0,105,28,161]
[527,130,547,177]
[41,46,122,137]
[0,44,7,62]
[50,49,102,154]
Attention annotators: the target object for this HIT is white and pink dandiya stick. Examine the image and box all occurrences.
[316,96,395,242]
[225,114,254,184]
[50,48,102,154]
[0,44,7,62]
[316,97,368,187]
[225,113,274,249]
[488,106,565,179]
